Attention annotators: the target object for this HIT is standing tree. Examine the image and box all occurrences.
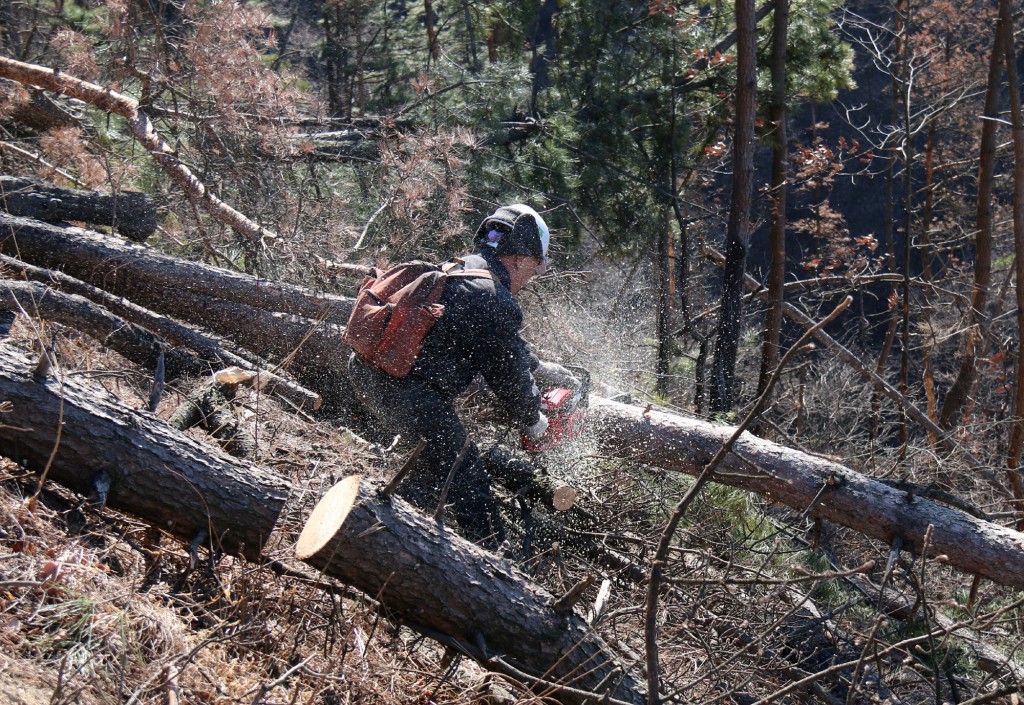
[1002,0,1024,528]
[709,0,757,413]
[939,2,1005,428]
[756,0,791,400]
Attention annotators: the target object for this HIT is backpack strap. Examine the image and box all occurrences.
[441,259,494,281]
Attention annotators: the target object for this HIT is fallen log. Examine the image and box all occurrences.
[0,278,211,381]
[588,396,1024,587]
[1,253,322,411]
[0,175,157,241]
[0,344,288,558]
[296,477,645,704]
[0,344,645,705]
[0,213,352,324]
[0,214,357,408]
[0,55,278,245]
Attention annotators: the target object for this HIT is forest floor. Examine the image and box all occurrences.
[1,288,1022,705]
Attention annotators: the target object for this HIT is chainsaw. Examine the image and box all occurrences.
[521,365,590,453]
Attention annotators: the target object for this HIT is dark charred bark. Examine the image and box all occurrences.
[0,278,209,380]
[0,213,355,409]
[1,253,322,411]
[0,176,157,241]
[0,213,350,323]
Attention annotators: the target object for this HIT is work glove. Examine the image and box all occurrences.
[522,413,549,442]
[533,360,581,390]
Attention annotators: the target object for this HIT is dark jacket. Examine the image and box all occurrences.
[409,248,541,428]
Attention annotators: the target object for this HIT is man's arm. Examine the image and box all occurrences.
[478,305,543,429]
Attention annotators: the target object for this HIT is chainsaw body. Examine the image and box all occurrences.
[521,366,590,452]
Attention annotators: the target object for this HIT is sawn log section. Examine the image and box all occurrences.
[296,477,644,703]
[589,397,1024,586]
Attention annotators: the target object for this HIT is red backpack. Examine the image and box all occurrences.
[343,260,493,377]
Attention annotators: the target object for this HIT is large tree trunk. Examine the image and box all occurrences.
[0,213,351,323]
[0,344,288,559]
[2,253,322,410]
[709,0,756,413]
[588,396,1024,587]
[0,175,157,242]
[0,343,644,705]
[756,0,789,399]
[1001,0,1024,527]
[296,477,645,704]
[0,213,356,408]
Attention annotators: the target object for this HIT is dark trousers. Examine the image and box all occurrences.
[347,354,506,546]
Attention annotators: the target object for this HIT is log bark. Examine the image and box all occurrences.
[7,213,1024,587]
[0,175,157,242]
[296,477,645,704]
[0,278,209,380]
[0,213,356,408]
[0,213,351,323]
[1,253,322,411]
[0,344,288,558]
[0,343,645,705]
[588,396,1024,587]
[0,79,82,132]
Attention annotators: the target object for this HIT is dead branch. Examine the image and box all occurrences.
[0,56,278,245]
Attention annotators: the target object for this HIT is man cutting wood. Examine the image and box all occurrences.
[346,203,578,548]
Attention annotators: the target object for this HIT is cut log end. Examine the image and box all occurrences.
[553,485,577,512]
[214,366,257,386]
[295,475,363,560]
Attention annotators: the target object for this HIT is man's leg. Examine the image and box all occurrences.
[347,356,505,546]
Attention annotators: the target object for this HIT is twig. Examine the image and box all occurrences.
[352,197,393,250]
[164,664,179,705]
[148,346,165,412]
[661,560,875,586]
[749,593,1024,705]
[550,575,594,614]
[844,534,903,705]
[379,438,427,498]
[248,654,315,704]
[433,437,472,521]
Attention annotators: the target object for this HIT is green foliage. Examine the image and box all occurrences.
[759,0,856,102]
